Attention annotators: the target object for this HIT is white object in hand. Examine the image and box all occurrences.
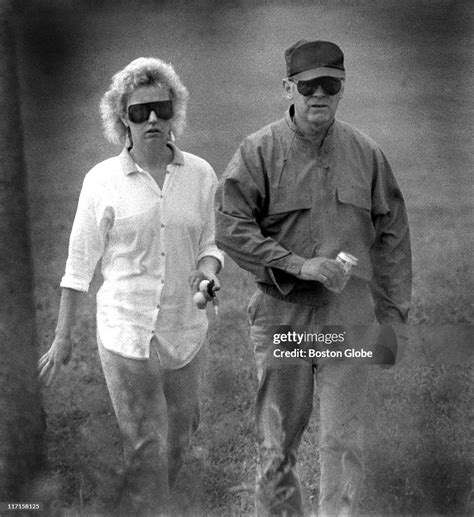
[193,291,208,309]
[199,280,210,292]
[328,252,358,293]
[194,279,213,309]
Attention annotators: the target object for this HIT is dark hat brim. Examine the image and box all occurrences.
[290,66,346,81]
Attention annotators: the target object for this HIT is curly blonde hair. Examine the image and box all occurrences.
[100,57,189,145]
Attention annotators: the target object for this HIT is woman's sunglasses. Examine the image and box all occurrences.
[127,101,174,123]
[291,77,342,96]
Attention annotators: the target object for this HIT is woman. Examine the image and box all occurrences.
[38,57,224,512]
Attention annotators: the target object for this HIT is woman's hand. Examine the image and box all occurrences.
[189,269,207,292]
[189,256,222,293]
[38,335,72,387]
[38,287,81,386]
[188,269,220,293]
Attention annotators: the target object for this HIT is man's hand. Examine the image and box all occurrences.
[38,335,72,387]
[297,257,346,291]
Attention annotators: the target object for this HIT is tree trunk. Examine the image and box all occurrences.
[0,5,45,500]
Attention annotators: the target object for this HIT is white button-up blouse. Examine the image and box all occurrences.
[60,144,224,368]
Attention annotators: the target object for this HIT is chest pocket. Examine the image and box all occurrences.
[261,187,312,239]
[336,185,371,212]
[336,184,375,245]
[267,187,312,215]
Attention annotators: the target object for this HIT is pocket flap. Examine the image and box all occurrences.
[337,186,371,211]
[269,187,312,214]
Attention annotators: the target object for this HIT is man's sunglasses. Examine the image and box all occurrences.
[291,77,342,96]
[127,101,174,123]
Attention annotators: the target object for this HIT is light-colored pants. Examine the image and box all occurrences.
[248,281,374,516]
[98,336,202,513]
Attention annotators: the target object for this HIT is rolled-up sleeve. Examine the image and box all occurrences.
[369,148,412,324]
[215,145,305,291]
[60,174,109,292]
[197,171,225,267]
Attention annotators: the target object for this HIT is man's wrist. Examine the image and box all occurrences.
[283,254,306,278]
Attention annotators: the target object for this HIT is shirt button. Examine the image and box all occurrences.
[161,224,165,228]
[156,304,160,309]
[161,252,165,256]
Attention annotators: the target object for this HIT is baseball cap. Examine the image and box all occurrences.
[285,39,345,81]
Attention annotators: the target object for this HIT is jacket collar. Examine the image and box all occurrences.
[285,104,336,143]
[284,106,335,167]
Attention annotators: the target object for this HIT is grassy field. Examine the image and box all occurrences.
[13,1,473,515]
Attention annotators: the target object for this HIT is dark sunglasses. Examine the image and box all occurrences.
[127,100,174,123]
[291,76,342,96]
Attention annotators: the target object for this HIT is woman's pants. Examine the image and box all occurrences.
[98,336,203,513]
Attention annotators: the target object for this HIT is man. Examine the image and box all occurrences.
[215,40,411,516]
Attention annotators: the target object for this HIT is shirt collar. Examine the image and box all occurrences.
[118,142,185,176]
[284,106,336,167]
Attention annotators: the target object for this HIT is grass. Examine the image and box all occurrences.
[30,264,473,516]
[12,1,473,515]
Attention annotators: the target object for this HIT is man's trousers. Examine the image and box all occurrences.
[248,280,374,516]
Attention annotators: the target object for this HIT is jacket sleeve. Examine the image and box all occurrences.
[215,143,305,293]
[369,148,412,324]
